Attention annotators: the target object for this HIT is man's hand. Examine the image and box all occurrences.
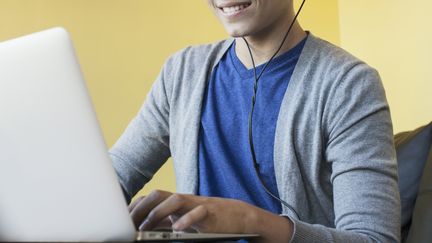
[128,190,294,243]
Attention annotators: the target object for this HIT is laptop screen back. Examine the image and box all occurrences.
[0,28,135,242]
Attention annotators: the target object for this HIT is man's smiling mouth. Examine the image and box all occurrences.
[217,1,252,15]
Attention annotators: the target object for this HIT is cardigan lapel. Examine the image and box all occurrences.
[174,39,234,194]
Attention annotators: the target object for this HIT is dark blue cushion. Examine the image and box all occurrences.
[394,122,432,228]
[406,145,432,243]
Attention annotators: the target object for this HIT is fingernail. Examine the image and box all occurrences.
[139,220,149,231]
[172,222,183,231]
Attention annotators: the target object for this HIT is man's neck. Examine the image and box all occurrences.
[235,21,306,69]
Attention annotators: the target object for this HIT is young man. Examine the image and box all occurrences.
[109,0,401,242]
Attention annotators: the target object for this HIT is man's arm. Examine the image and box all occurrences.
[284,64,400,243]
[109,56,175,201]
[325,65,400,242]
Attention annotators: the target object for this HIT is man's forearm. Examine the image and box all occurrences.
[246,207,294,243]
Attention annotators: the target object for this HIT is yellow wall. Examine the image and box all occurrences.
[339,0,432,133]
[0,0,340,198]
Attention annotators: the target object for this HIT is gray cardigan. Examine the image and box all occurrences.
[109,34,401,242]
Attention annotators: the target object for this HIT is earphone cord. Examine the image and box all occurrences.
[242,0,306,220]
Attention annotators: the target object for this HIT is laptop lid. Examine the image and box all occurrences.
[0,28,136,242]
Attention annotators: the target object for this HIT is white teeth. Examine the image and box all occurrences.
[222,4,250,14]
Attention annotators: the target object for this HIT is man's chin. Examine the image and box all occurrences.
[226,30,250,38]
[222,23,253,38]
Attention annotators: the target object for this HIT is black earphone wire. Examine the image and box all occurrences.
[242,0,306,220]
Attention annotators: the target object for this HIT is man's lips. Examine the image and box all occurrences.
[217,2,252,15]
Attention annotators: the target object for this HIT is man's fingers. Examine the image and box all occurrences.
[153,216,173,231]
[128,196,145,212]
[138,193,195,231]
[172,205,208,232]
[130,190,172,228]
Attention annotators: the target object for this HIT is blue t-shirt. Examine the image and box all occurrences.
[197,38,306,214]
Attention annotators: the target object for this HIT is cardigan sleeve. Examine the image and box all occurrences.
[287,64,401,243]
[109,56,176,202]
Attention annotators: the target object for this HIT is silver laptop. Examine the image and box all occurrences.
[0,28,259,242]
